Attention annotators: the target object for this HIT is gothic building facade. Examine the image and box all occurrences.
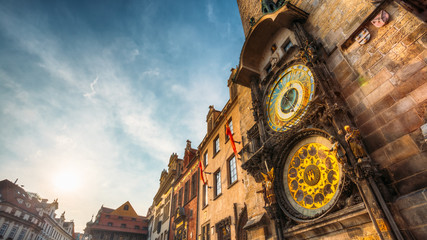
[147,0,426,239]
[233,0,426,239]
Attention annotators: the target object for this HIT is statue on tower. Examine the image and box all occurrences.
[344,125,367,160]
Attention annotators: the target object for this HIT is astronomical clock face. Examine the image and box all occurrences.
[281,135,343,219]
[266,64,315,132]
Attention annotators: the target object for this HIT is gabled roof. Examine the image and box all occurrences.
[0,179,42,216]
[110,201,139,218]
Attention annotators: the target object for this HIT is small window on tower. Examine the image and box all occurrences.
[265,63,272,74]
[283,39,293,52]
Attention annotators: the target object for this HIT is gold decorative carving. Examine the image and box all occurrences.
[287,143,340,209]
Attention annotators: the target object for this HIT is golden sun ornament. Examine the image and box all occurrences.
[287,142,340,209]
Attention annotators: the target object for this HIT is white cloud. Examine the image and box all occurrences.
[129,48,140,61]
[84,76,99,98]
[0,0,242,232]
[0,10,178,231]
[207,0,216,23]
[142,69,160,77]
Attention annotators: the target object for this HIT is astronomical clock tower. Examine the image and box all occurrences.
[231,0,425,239]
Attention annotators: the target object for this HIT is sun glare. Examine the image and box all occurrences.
[53,171,80,192]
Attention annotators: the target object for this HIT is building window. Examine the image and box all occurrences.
[203,151,208,167]
[178,188,183,207]
[203,184,208,207]
[214,170,222,197]
[0,223,9,237]
[216,218,231,240]
[135,225,140,229]
[178,188,182,207]
[265,63,272,74]
[191,172,197,198]
[228,156,237,184]
[8,226,18,239]
[283,39,293,52]
[172,194,177,212]
[118,216,123,220]
[108,222,113,226]
[17,229,27,240]
[106,215,110,218]
[121,224,126,228]
[184,181,190,204]
[153,215,159,233]
[124,205,129,210]
[132,218,136,221]
[201,223,210,240]
[213,136,220,155]
[225,119,233,141]
[163,201,170,222]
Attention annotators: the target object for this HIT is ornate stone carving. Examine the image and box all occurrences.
[257,167,276,206]
[297,40,318,64]
[326,136,347,166]
[261,0,289,14]
[216,216,232,240]
[344,125,368,160]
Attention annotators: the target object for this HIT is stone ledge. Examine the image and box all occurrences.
[394,188,427,211]
[284,203,369,239]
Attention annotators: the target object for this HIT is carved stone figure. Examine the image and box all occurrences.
[298,40,317,64]
[344,125,367,160]
[327,136,347,165]
[257,167,276,206]
[270,52,280,69]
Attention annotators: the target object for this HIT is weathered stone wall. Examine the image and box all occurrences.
[235,0,427,239]
[300,0,427,238]
[237,73,277,239]
[394,188,427,239]
[321,1,426,196]
[236,0,263,36]
[293,0,374,53]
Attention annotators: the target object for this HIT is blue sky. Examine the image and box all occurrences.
[0,0,244,232]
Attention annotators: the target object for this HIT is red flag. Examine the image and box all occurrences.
[198,160,206,185]
[226,125,239,159]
